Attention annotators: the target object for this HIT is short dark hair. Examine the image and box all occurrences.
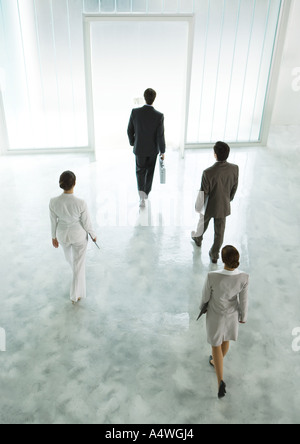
[59,171,76,191]
[144,88,157,105]
[222,245,240,269]
[214,141,230,161]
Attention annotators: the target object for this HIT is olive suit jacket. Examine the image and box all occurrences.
[200,161,239,219]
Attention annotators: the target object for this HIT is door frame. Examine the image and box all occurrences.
[83,14,195,158]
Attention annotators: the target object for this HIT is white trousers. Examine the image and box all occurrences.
[61,237,88,302]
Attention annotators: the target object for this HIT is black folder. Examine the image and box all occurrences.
[197,302,209,321]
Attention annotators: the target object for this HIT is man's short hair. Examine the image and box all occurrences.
[144,88,157,105]
[214,141,230,161]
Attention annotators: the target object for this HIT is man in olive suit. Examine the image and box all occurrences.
[127,88,166,208]
[192,141,239,263]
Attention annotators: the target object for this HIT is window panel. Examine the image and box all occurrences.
[180,0,194,14]
[0,0,88,150]
[163,0,179,13]
[116,0,131,12]
[0,0,283,151]
[187,0,282,144]
[83,0,100,13]
[67,0,88,147]
[132,0,147,12]
[99,0,116,12]
[147,0,162,13]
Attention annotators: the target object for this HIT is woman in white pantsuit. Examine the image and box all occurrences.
[49,171,97,304]
[200,246,249,399]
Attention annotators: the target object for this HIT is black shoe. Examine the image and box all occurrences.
[209,355,215,368]
[209,251,218,264]
[218,381,227,399]
[192,236,202,247]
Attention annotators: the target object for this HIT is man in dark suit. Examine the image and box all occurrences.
[127,88,166,207]
[191,141,239,263]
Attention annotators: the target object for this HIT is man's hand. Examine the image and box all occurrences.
[52,238,59,248]
[160,154,165,161]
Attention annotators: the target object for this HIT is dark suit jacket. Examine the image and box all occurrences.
[201,161,239,219]
[127,105,166,157]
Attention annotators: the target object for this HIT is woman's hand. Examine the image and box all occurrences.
[52,238,59,248]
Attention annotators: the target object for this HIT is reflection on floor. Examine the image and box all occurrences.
[0,130,300,424]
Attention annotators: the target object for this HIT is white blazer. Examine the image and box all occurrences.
[49,193,96,245]
[201,269,249,347]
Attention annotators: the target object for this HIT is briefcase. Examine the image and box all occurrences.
[159,157,166,184]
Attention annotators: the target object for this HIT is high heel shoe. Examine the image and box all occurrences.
[218,381,226,399]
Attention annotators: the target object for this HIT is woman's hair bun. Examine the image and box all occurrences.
[221,245,240,269]
[59,171,76,191]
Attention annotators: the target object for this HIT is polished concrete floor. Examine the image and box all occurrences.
[0,128,300,424]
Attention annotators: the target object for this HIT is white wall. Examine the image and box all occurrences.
[271,0,300,126]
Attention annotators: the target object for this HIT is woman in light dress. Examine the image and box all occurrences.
[49,171,97,304]
[201,245,249,399]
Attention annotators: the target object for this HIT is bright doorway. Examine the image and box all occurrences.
[83,15,194,156]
